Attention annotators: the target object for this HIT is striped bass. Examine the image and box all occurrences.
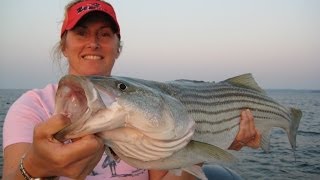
[54,73,301,179]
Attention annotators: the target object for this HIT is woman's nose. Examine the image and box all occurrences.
[87,36,100,49]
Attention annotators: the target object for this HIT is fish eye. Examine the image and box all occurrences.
[117,83,127,91]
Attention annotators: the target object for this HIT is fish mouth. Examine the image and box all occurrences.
[55,76,91,122]
[54,75,118,141]
[55,75,115,124]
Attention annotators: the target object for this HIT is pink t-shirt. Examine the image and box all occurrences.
[3,84,148,180]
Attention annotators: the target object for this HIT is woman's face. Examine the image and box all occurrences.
[62,16,120,76]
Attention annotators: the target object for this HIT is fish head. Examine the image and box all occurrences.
[90,76,193,139]
[90,76,195,161]
[54,75,195,161]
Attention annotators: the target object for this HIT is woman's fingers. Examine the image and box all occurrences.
[228,109,261,150]
[243,110,261,148]
[64,134,105,163]
[238,109,253,142]
[246,128,261,149]
[34,114,71,140]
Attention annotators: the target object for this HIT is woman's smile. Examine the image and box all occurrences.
[81,55,104,60]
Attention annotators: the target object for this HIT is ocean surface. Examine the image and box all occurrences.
[0,89,319,179]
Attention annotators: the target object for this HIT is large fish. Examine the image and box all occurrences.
[54,73,301,179]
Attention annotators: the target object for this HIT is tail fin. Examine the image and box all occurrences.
[288,108,302,150]
[259,107,302,152]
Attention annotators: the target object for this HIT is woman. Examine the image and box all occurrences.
[2,0,260,179]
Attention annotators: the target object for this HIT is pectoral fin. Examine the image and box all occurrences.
[182,165,208,180]
[188,140,237,163]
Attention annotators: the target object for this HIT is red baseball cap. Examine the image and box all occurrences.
[61,0,120,38]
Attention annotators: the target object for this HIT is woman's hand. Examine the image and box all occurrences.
[23,114,105,179]
[228,109,261,150]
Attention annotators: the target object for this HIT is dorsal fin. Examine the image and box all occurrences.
[225,73,265,93]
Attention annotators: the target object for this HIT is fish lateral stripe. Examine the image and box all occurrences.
[194,114,274,126]
[169,82,262,96]
[187,104,290,121]
[179,91,276,104]
[195,123,239,135]
[182,98,283,112]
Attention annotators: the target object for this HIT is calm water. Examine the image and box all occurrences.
[0,89,319,179]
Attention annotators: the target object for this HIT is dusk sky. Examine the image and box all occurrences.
[1,0,319,89]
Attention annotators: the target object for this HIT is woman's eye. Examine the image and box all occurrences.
[117,83,127,91]
[99,31,112,38]
[77,30,86,36]
[73,29,87,36]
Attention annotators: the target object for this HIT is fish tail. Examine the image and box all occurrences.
[288,107,302,150]
[259,107,302,152]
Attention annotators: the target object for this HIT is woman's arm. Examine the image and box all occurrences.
[3,143,30,180]
[2,114,105,179]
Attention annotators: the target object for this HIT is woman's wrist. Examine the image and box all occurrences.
[21,153,57,180]
[19,153,43,180]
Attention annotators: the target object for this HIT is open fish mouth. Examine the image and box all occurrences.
[55,75,119,121]
[55,78,89,121]
[54,75,115,141]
